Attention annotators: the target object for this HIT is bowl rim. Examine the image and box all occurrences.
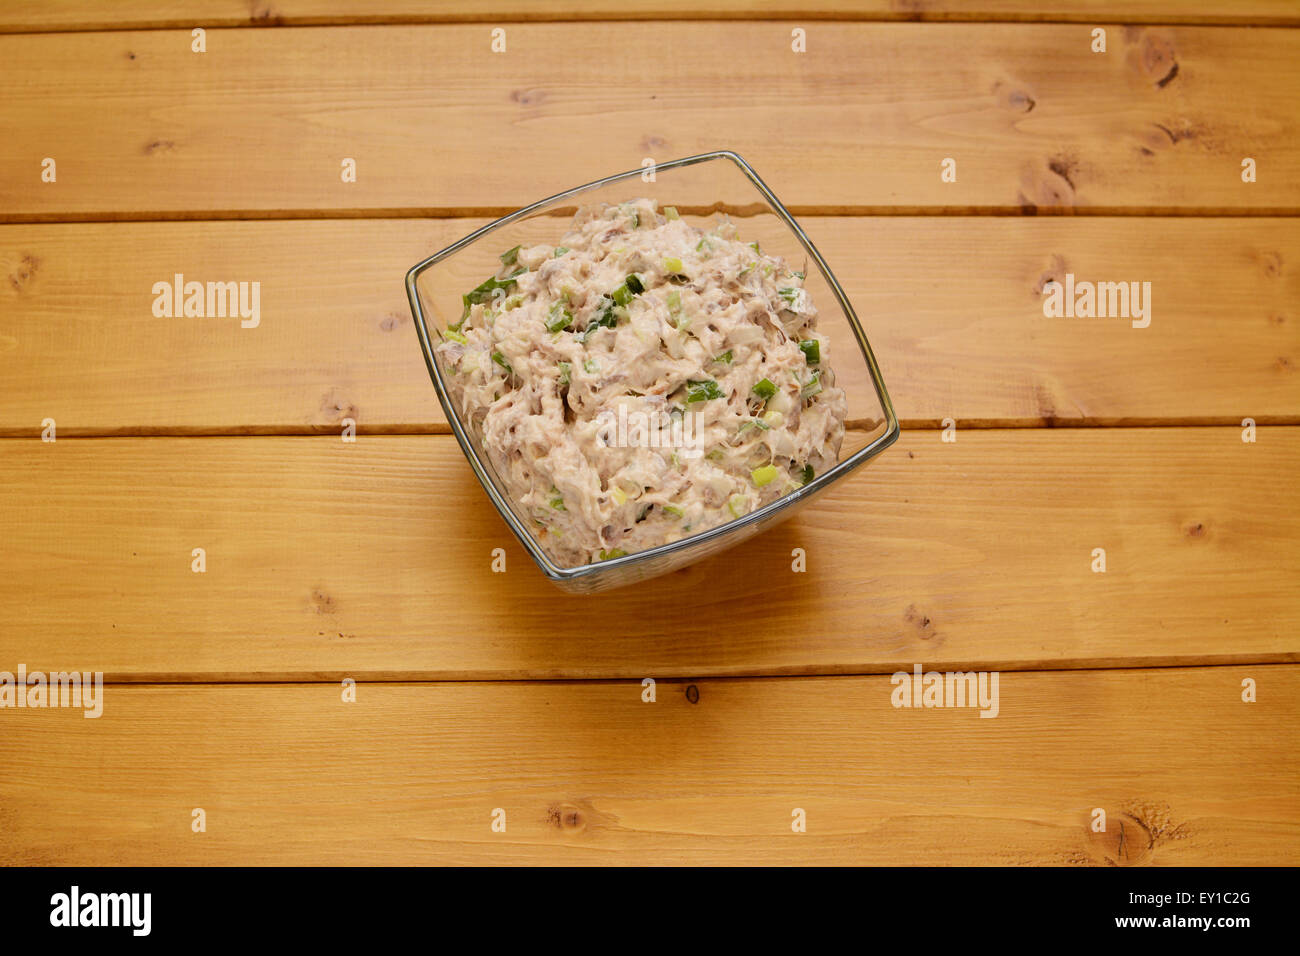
[405,149,899,583]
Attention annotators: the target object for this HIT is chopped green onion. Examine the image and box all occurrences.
[444,328,468,345]
[800,464,815,486]
[685,379,724,403]
[751,465,778,487]
[801,372,823,398]
[548,487,566,511]
[578,299,620,341]
[546,303,572,333]
[557,361,571,386]
[737,264,754,278]
[799,339,820,364]
[583,359,599,374]
[492,352,513,375]
[664,206,680,221]
[464,267,526,306]
[791,270,805,280]
[778,288,800,305]
[663,504,683,518]
[738,418,771,435]
[503,295,523,311]
[713,349,733,365]
[499,245,521,266]
[696,237,712,253]
[610,275,644,307]
[597,548,628,561]
[748,241,761,253]
[663,256,684,274]
[667,290,683,323]
[727,494,750,518]
[554,246,569,257]
[706,448,725,461]
[752,378,778,401]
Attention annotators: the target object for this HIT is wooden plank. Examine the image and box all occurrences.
[3,217,1296,436]
[0,429,1294,681]
[1,1,1297,32]
[2,667,1296,865]
[2,23,1297,218]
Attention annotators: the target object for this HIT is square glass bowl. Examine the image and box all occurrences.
[405,150,898,593]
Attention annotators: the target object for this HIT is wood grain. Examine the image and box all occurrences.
[2,23,1297,218]
[3,217,1295,436]
[2,667,1296,865]
[1,1,1297,31]
[0,429,1294,681]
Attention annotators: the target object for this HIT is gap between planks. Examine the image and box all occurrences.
[1,419,1299,439]
[78,659,1300,685]
[2,16,1299,36]
[4,207,1300,225]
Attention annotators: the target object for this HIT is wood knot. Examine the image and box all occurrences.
[1138,33,1179,89]
[547,804,585,831]
[311,589,336,614]
[1034,254,1068,295]
[7,254,40,293]
[510,88,545,107]
[993,80,1036,113]
[1085,801,1190,865]
[903,604,939,641]
[685,684,700,704]
[1103,815,1155,866]
[1047,156,1077,191]
[320,389,358,423]
[379,312,407,332]
[1019,157,1077,210]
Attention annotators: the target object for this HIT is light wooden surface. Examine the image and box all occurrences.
[2,668,1296,866]
[3,23,1298,218]
[0,429,1295,681]
[2,217,1296,434]
[0,4,1296,866]
[2,1,1298,31]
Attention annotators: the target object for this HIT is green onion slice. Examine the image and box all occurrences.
[685,379,724,403]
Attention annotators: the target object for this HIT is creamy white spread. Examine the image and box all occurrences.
[436,198,847,566]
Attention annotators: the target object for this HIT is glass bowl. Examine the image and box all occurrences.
[405,150,898,593]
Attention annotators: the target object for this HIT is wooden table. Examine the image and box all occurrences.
[1,1,1297,866]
